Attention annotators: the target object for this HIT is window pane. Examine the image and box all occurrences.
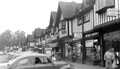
[17,58,32,66]
[77,17,83,25]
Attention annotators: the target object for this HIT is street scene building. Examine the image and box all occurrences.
[1,0,120,69]
[27,0,120,67]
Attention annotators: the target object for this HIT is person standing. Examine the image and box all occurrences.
[104,48,115,69]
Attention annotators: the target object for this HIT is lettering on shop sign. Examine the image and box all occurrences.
[107,8,120,16]
[85,32,99,38]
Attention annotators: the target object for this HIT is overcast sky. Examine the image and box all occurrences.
[0,0,82,35]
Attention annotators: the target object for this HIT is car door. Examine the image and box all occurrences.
[10,57,34,69]
[34,56,55,69]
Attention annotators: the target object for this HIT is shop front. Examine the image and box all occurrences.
[42,42,59,57]
[93,18,120,66]
[72,32,83,62]
[84,32,101,65]
[102,29,120,66]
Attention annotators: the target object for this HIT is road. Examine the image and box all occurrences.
[66,61,105,69]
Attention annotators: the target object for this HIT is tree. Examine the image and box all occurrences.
[9,33,18,46]
[15,30,27,47]
[0,30,12,50]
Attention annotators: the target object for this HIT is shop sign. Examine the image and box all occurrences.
[30,42,35,46]
[85,32,99,38]
[73,32,82,40]
[85,40,94,47]
[107,8,120,16]
[45,48,52,50]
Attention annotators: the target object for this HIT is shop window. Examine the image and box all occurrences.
[112,40,120,52]
[86,41,101,62]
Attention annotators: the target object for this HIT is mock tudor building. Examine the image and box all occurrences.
[27,34,35,51]
[34,28,46,53]
[55,1,82,60]
[93,0,120,66]
[31,0,120,67]
[49,12,59,53]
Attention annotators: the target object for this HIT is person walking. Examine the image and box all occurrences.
[104,48,115,69]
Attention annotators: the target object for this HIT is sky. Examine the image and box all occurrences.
[0,0,82,35]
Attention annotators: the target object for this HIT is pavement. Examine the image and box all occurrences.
[64,61,105,69]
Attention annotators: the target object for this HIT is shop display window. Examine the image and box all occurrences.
[86,40,101,62]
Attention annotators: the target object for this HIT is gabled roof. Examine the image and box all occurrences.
[27,34,35,42]
[55,1,82,26]
[75,3,82,13]
[59,1,77,18]
[34,28,46,38]
[51,12,57,23]
[48,11,57,29]
[40,29,46,37]
[81,0,96,10]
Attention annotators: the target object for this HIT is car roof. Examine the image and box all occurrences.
[9,53,50,64]
[20,53,48,57]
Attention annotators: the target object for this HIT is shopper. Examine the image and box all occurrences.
[104,48,115,69]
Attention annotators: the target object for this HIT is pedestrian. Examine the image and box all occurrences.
[104,48,115,69]
[72,49,77,62]
[114,52,120,69]
[112,51,119,69]
[91,46,97,65]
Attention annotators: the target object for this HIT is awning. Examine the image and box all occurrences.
[42,42,58,48]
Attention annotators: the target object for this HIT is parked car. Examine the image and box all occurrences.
[0,53,75,69]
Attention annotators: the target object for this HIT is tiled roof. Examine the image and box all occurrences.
[27,34,35,42]
[55,1,82,26]
[51,12,57,23]
[81,0,96,10]
[40,29,46,36]
[48,12,57,28]
[34,28,46,38]
[76,3,82,11]
[59,1,77,18]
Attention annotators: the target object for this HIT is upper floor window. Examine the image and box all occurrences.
[51,28,53,33]
[53,27,56,32]
[61,21,66,30]
[77,16,83,26]
[43,36,45,40]
[84,12,90,22]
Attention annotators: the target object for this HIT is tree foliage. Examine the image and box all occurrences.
[15,30,27,45]
[0,30,27,50]
[0,30,11,50]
